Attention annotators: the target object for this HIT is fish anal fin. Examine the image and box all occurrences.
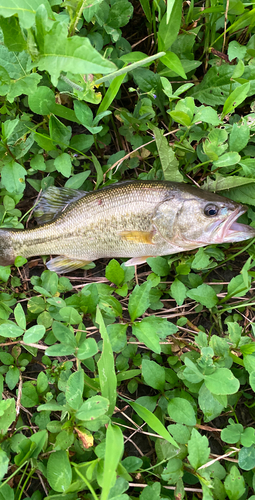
[120,230,155,244]
[46,256,92,274]
[124,256,153,267]
[34,186,87,225]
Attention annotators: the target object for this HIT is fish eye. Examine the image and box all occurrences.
[204,204,219,217]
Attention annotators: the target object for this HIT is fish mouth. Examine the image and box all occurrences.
[215,206,255,243]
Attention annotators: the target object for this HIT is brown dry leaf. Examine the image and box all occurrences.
[75,427,94,449]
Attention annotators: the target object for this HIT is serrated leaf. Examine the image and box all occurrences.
[187,428,210,469]
[187,283,218,308]
[0,0,53,29]
[36,22,116,86]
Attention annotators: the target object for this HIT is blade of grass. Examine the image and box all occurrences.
[94,52,165,85]
[101,424,124,500]
[96,306,117,416]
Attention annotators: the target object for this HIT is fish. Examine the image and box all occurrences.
[0,180,254,274]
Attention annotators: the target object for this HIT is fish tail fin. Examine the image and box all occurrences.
[0,229,16,266]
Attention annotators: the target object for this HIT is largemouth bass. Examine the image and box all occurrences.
[0,180,254,274]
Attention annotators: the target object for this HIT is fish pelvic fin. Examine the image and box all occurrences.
[124,256,153,267]
[120,230,155,244]
[46,256,92,274]
[0,228,16,266]
[34,186,87,225]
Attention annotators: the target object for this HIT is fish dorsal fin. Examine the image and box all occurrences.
[34,186,87,225]
[46,256,92,274]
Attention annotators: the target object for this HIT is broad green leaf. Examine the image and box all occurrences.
[105,259,125,286]
[160,51,186,79]
[224,465,245,500]
[188,428,210,470]
[6,366,20,390]
[213,152,240,168]
[221,421,243,444]
[0,398,16,435]
[77,338,98,360]
[130,401,178,447]
[52,322,75,346]
[204,368,240,395]
[1,161,26,194]
[187,284,218,308]
[158,1,182,51]
[142,359,165,392]
[168,398,196,426]
[0,16,26,51]
[76,395,109,421]
[132,319,161,354]
[161,457,183,484]
[14,303,26,330]
[0,0,53,28]
[49,115,72,147]
[0,266,11,282]
[147,256,170,276]
[229,121,250,152]
[47,451,72,493]
[66,370,84,410]
[193,105,220,126]
[23,325,45,343]
[65,170,91,189]
[222,82,250,118]
[198,384,225,422]
[0,448,9,481]
[170,278,187,306]
[238,446,255,471]
[128,281,152,321]
[36,22,116,86]
[54,153,72,178]
[96,307,117,416]
[45,344,75,356]
[101,424,124,500]
[228,41,247,61]
[249,371,255,392]
[0,322,24,338]
[28,86,80,123]
[59,307,82,324]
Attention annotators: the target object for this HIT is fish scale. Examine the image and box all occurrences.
[0,180,254,273]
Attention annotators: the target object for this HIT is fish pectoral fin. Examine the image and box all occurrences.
[46,256,92,274]
[120,230,155,244]
[124,256,153,267]
[34,186,87,224]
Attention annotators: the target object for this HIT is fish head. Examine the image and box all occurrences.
[153,185,255,249]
